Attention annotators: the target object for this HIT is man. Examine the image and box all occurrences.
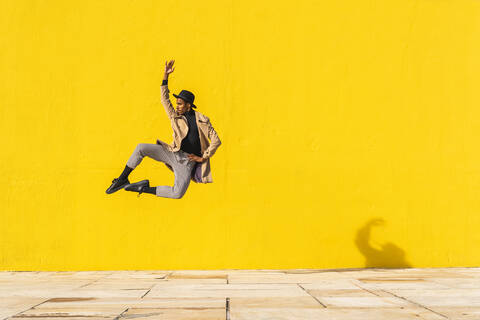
[105,59,222,199]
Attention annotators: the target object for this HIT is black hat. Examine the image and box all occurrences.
[173,90,197,109]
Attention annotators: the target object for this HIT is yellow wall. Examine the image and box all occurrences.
[1,0,480,271]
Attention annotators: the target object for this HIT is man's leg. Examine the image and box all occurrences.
[106,143,175,194]
[155,153,196,199]
[126,143,175,169]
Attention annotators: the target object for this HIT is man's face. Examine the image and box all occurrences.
[176,98,191,115]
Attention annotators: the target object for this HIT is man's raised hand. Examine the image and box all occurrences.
[165,59,175,75]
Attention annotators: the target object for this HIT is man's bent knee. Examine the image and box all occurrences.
[171,187,187,199]
[171,192,185,199]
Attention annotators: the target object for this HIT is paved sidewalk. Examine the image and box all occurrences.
[1,268,480,319]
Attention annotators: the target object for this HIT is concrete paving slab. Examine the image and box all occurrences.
[130,298,226,309]
[307,288,378,297]
[317,296,414,308]
[146,283,308,298]
[229,297,323,308]
[427,307,480,319]
[122,307,225,320]
[1,268,480,320]
[10,318,115,320]
[13,305,128,317]
[229,307,445,320]
[0,297,47,320]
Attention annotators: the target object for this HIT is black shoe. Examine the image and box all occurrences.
[106,177,130,194]
[124,180,150,197]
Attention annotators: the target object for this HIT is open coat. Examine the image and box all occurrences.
[158,83,221,183]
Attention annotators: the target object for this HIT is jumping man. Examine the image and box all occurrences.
[106,59,222,198]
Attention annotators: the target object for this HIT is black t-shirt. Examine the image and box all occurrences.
[180,108,202,157]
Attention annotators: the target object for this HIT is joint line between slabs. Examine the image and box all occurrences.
[9,299,50,319]
[78,272,114,288]
[297,283,327,308]
[226,297,230,320]
[352,281,381,296]
[381,289,448,319]
[141,287,152,298]
[114,307,129,320]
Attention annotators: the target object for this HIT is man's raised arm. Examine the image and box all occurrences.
[160,60,176,120]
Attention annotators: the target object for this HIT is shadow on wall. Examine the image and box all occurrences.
[355,218,411,268]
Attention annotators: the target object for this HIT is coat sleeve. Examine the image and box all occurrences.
[160,84,176,120]
[202,118,222,159]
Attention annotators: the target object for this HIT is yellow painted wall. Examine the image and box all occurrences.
[1,0,480,271]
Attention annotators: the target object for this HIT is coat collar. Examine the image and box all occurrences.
[174,109,207,121]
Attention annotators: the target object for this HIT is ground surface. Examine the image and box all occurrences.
[1,268,480,319]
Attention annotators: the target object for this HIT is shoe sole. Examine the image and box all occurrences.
[106,181,130,194]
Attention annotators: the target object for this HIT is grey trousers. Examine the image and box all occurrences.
[126,143,196,199]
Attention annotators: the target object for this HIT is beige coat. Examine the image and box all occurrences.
[158,83,221,183]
